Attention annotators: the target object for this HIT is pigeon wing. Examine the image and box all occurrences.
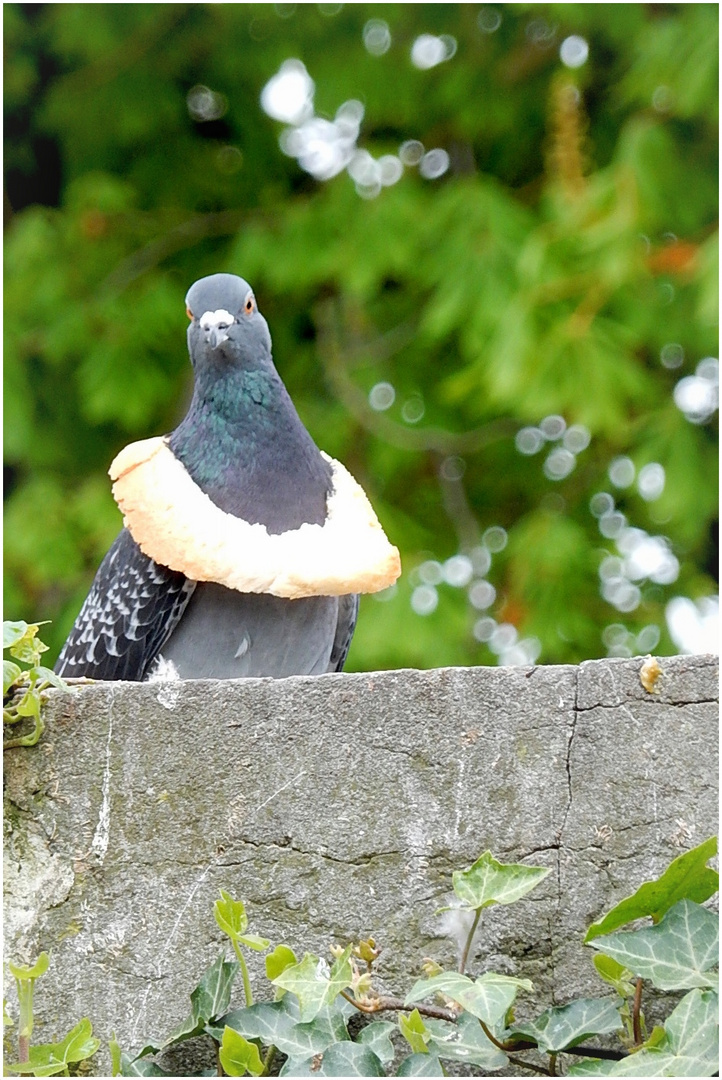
[55,528,196,681]
[327,592,359,672]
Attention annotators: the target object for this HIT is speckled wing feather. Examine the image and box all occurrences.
[328,593,359,672]
[55,528,196,681]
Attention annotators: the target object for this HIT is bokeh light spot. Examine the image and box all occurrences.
[363,19,391,55]
[660,342,684,369]
[608,456,635,488]
[515,426,544,454]
[443,555,473,587]
[260,60,314,124]
[411,584,439,615]
[637,463,665,501]
[482,526,507,552]
[477,7,502,33]
[411,33,456,69]
[559,35,589,68]
[187,85,228,122]
[469,580,496,610]
[369,381,395,411]
[543,446,575,480]
[399,139,425,165]
[419,148,450,179]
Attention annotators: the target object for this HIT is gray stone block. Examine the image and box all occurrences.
[3,654,718,1075]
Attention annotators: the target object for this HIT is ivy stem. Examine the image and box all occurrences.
[549,1051,557,1075]
[632,977,643,1045]
[459,908,482,975]
[339,990,458,1022]
[261,1044,276,1076]
[232,942,253,1008]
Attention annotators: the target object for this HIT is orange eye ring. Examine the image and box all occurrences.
[186,305,193,320]
[244,295,255,315]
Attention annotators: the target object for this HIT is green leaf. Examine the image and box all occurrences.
[265,944,298,984]
[239,933,271,952]
[9,953,50,981]
[3,621,30,649]
[353,1020,395,1064]
[425,1011,508,1069]
[164,954,239,1044]
[109,1033,122,1076]
[590,900,718,991]
[396,1053,445,1076]
[586,839,719,941]
[271,948,353,1023]
[221,995,349,1058]
[508,997,623,1052]
[399,1009,431,1054]
[7,1017,100,1075]
[218,1026,264,1077]
[4,659,23,695]
[567,989,719,1076]
[592,955,637,998]
[279,1042,385,1076]
[33,666,68,690]
[214,890,249,941]
[449,851,551,911]
[118,1055,173,1077]
[7,623,48,665]
[405,970,532,1027]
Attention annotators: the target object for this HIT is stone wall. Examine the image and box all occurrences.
[3,653,718,1074]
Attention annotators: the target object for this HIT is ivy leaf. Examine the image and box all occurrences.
[213,891,268,949]
[507,997,623,1052]
[9,954,50,981]
[589,900,718,991]
[586,838,719,941]
[6,622,48,665]
[405,970,532,1027]
[567,989,719,1076]
[116,1056,173,1077]
[4,659,22,695]
[6,1018,100,1076]
[266,944,298,986]
[424,1011,508,1069]
[592,955,638,998]
[164,955,239,1044]
[399,1009,431,1054]
[396,1053,445,1076]
[271,948,353,1023]
[33,666,68,690]
[3,621,30,649]
[279,1042,385,1076]
[218,1026,264,1077]
[447,851,550,911]
[219,997,348,1059]
[356,1020,396,1064]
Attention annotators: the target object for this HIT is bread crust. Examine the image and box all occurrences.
[109,437,401,598]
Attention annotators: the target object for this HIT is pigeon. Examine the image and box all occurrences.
[55,273,400,681]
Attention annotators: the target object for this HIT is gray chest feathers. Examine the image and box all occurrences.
[158,584,343,678]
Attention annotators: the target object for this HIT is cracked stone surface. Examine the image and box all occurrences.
[3,654,718,1075]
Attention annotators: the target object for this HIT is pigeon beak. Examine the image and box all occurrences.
[207,327,229,350]
[199,309,234,351]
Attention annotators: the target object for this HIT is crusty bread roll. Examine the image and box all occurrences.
[109,437,401,599]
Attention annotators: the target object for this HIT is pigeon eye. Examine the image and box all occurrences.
[243,295,255,316]
[186,306,193,320]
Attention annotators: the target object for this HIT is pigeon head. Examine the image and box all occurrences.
[185,273,272,369]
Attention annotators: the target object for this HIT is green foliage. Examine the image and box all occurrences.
[3,621,68,748]
[4,4,718,672]
[448,848,551,910]
[102,843,718,1077]
[5,954,99,1077]
[585,836,719,940]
